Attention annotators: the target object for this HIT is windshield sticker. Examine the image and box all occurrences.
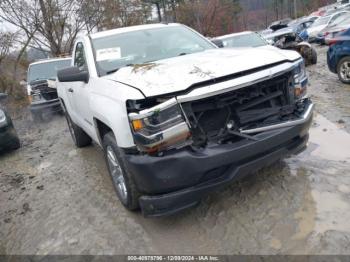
[96,47,121,61]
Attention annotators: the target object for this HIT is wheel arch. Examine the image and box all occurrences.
[335,54,350,73]
[93,117,114,147]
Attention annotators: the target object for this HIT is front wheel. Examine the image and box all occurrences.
[11,136,20,150]
[311,47,317,65]
[103,132,140,210]
[337,57,350,84]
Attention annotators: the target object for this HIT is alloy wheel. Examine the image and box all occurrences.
[340,61,350,81]
[106,146,128,203]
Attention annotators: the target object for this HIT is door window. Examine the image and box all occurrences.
[74,42,87,71]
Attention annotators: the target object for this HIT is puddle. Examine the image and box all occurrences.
[291,113,350,239]
[308,114,350,162]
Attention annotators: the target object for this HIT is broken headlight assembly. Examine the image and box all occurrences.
[293,60,308,100]
[0,109,8,128]
[128,98,191,154]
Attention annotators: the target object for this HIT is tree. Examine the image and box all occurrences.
[0,31,16,66]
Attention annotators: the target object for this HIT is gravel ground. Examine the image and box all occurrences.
[1,46,350,255]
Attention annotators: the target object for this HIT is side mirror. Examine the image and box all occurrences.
[211,39,224,48]
[57,66,89,83]
[0,93,8,101]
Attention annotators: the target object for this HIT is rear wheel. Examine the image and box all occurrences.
[103,132,140,210]
[64,112,91,147]
[337,57,350,84]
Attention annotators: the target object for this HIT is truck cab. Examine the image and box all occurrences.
[57,23,313,217]
[27,57,71,121]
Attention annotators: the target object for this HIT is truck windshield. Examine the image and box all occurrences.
[28,59,71,84]
[91,26,215,76]
[220,33,267,48]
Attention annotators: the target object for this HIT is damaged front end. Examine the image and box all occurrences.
[127,59,311,155]
[125,59,313,216]
[29,79,62,119]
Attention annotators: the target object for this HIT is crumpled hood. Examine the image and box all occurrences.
[105,48,300,97]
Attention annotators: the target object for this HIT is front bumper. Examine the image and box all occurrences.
[30,99,62,114]
[124,102,314,217]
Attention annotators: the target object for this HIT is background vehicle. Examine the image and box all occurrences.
[212,31,268,48]
[27,57,71,121]
[264,31,318,65]
[327,28,350,83]
[319,15,350,44]
[57,23,313,217]
[307,11,349,42]
[0,93,20,152]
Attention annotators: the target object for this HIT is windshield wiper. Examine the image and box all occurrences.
[106,68,121,75]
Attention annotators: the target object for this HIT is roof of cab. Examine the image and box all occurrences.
[90,23,181,39]
[29,57,71,67]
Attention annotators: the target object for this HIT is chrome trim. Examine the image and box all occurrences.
[240,103,314,134]
[176,60,303,103]
[143,114,182,128]
[129,98,178,120]
[138,121,190,147]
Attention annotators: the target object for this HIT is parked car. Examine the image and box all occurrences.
[212,31,268,48]
[319,15,350,44]
[0,93,20,152]
[263,30,318,65]
[27,57,71,121]
[307,11,350,42]
[57,23,313,217]
[288,17,316,33]
[327,28,350,83]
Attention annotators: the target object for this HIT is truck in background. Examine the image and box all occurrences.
[27,57,71,121]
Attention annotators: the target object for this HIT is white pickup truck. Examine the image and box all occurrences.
[57,23,313,217]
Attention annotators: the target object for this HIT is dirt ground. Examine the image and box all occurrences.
[1,45,350,255]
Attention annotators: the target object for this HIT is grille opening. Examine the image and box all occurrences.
[31,82,58,101]
[181,71,299,147]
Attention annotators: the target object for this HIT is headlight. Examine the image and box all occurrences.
[0,109,8,127]
[128,98,191,154]
[293,60,308,99]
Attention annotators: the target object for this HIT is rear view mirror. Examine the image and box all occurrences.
[57,66,89,83]
[211,39,224,48]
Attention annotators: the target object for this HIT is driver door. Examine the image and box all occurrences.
[69,42,94,136]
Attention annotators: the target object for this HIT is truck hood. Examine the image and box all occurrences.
[105,48,299,97]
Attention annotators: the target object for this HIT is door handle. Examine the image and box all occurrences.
[68,88,74,93]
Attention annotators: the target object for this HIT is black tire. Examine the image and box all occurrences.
[11,136,21,150]
[32,112,43,122]
[337,56,350,84]
[311,47,317,65]
[64,112,91,147]
[103,132,140,211]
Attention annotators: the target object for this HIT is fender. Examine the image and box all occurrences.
[89,80,144,148]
